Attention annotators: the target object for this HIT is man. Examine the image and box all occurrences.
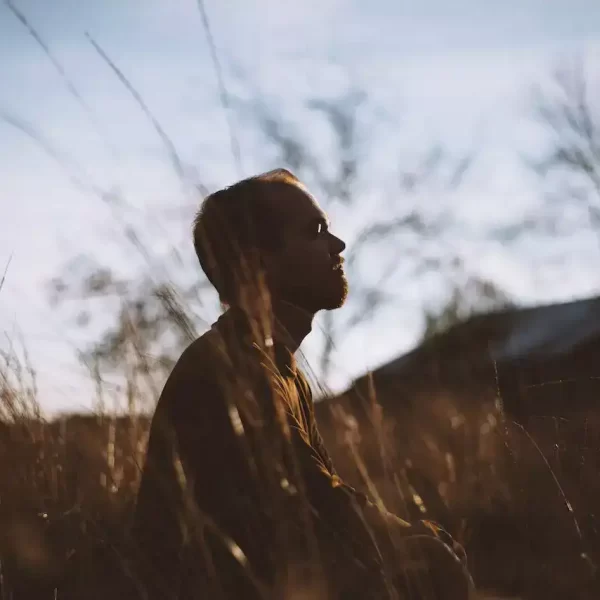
[131,169,473,599]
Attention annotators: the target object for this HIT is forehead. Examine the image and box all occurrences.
[266,181,326,228]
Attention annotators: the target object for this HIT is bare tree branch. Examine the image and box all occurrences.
[534,57,600,207]
[46,74,479,390]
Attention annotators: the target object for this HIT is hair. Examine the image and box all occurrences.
[192,169,301,304]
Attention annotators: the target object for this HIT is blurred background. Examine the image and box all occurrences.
[2,1,600,598]
[1,0,599,414]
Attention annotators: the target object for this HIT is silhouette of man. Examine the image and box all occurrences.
[131,170,473,599]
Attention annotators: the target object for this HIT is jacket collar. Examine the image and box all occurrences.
[214,307,297,376]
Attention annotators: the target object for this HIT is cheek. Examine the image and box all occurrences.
[275,240,331,280]
[289,247,324,275]
[267,248,300,284]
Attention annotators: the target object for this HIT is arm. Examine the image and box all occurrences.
[130,347,257,598]
[290,374,413,561]
[297,373,408,519]
[298,377,474,596]
[170,355,387,590]
[164,345,374,556]
[165,356,264,544]
[161,352,276,599]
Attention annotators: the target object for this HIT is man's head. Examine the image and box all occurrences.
[193,169,348,314]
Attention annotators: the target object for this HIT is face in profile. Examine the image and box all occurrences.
[264,182,348,313]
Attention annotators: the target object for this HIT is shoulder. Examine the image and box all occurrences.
[154,328,230,416]
[169,327,229,384]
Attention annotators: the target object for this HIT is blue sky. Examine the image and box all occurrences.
[1,0,599,413]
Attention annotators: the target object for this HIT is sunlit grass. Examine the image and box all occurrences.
[0,325,599,599]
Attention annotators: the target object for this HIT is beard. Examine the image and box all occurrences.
[321,270,349,310]
[279,270,348,313]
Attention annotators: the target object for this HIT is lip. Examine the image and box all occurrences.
[331,258,345,270]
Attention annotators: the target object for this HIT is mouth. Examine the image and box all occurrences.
[331,257,345,271]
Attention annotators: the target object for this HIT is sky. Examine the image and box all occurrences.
[1,0,600,414]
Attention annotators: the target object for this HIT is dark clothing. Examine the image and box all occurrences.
[131,309,387,599]
[131,308,473,599]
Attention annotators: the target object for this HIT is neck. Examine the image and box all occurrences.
[272,299,314,354]
[229,296,315,355]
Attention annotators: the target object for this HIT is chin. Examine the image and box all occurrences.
[291,291,346,313]
[283,277,348,312]
[322,303,343,311]
[323,295,347,311]
[321,283,349,311]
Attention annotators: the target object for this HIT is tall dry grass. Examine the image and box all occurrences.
[2,6,599,597]
[0,328,599,599]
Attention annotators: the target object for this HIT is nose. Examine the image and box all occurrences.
[328,232,346,255]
